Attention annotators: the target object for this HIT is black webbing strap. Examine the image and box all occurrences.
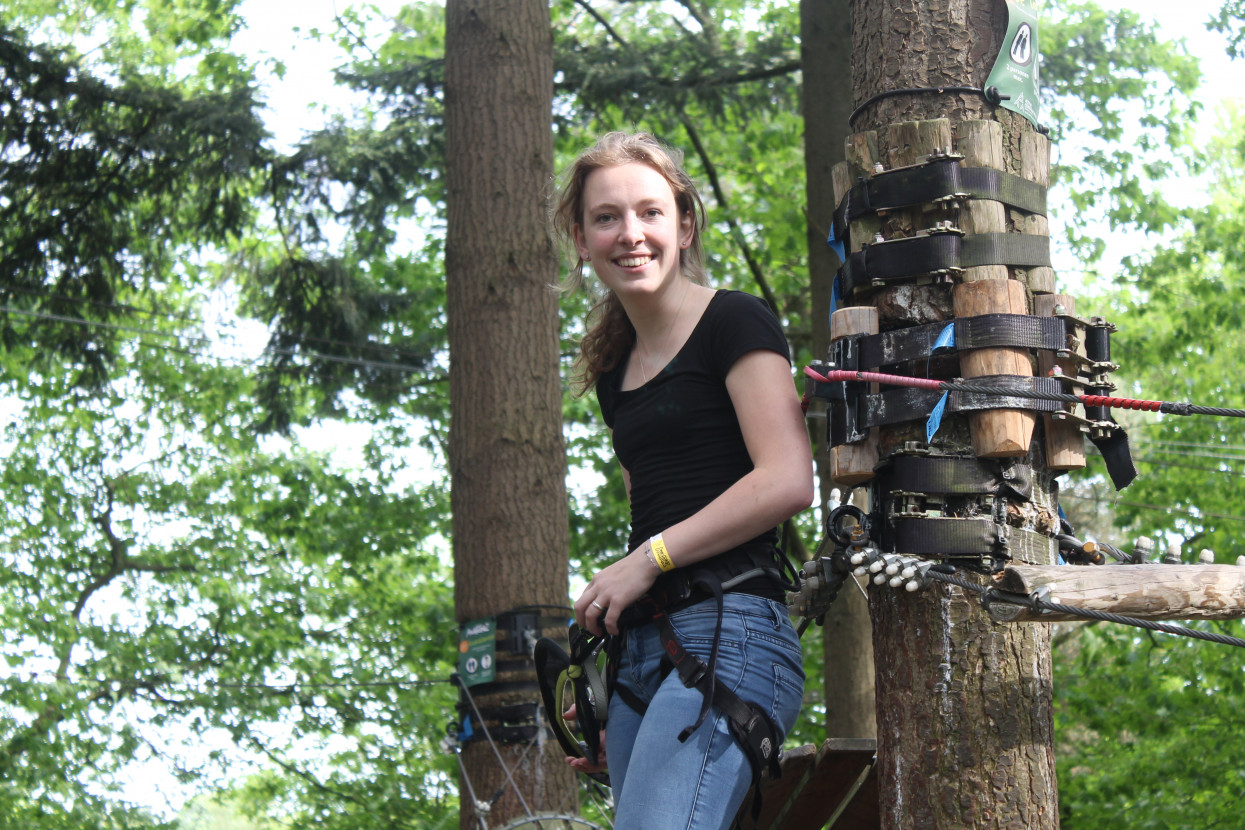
[838,232,1051,295]
[655,602,782,820]
[874,454,1033,501]
[858,375,1064,433]
[886,516,1056,563]
[1090,424,1139,490]
[833,158,1048,243]
[848,314,1068,371]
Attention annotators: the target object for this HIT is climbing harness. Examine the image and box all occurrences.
[613,566,788,821]
[536,546,798,820]
[533,625,610,783]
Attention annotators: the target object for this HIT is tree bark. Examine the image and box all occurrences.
[802,0,878,743]
[444,2,575,826]
[850,0,1060,826]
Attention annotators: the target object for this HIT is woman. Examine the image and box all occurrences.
[554,132,813,830]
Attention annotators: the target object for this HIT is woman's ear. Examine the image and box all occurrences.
[679,211,694,249]
[573,224,590,261]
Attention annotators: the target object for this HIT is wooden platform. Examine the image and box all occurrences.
[739,739,880,830]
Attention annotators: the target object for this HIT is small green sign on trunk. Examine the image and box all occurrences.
[986,0,1042,128]
[458,617,496,687]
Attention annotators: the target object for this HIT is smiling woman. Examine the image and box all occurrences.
[552,131,814,830]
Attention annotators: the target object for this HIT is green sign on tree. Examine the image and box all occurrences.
[986,0,1041,127]
[457,617,496,687]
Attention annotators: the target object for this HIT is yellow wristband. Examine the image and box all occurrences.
[648,534,675,572]
[644,545,663,573]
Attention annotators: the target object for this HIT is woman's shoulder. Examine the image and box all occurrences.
[709,288,772,316]
[704,290,782,335]
[697,290,788,370]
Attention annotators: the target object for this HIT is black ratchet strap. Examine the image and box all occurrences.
[860,375,1064,433]
[833,157,1047,243]
[1081,319,1138,489]
[885,516,1056,564]
[875,454,1033,501]
[838,231,1051,296]
[846,314,1069,371]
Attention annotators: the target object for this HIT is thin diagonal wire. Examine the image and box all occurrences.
[454,675,534,819]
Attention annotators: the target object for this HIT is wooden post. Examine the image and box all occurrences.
[805,0,878,745]
[952,278,1036,457]
[953,120,1035,459]
[1035,294,1086,470]
[830,306,880,485]
[1016,131,1057,296]
[987,565,1245,623]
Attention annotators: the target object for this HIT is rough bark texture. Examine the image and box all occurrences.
[444,2,576,826]
[872,587,1057,829]
[803,0,878,742]
[848,0,1061,826]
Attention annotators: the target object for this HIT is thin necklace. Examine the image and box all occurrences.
[639,280,690,384]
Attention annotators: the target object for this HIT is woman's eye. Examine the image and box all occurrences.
[594,213,614,224]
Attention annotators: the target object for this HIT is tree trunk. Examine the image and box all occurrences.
[850,0,1060,826]
[444,2,576,827]
[802,0,877,743]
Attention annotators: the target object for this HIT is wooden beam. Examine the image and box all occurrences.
[986,564,1245,623]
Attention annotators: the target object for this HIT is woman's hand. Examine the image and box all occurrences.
[573,546,659,636]
[561,703,609,773]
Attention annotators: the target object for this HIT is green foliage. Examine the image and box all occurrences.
[1076,106,1245,558]
[0,24,266,383]
[1042,0,1203,263]
[1057,110,1245,830]
[1055,621,1245,829]
[4,0,1244,826]
[1210,0,1245,57]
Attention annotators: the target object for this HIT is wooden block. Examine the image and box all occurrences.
[1018,130,1056,295]
[988,565,1245,623]
[955,121,1009,284]
[952,279,1035,457]
[831,307,879,485]
[1035,294,1085,470]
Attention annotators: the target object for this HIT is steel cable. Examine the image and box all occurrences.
[926,570,1245,648]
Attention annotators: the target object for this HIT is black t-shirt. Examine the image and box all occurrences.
[597,289,791,560]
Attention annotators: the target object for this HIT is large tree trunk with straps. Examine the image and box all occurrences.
[846,1,1061,827]
[444,1,576,827]
[801,0,878,743]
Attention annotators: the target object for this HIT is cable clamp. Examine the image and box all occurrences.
[1027,585,1052,612]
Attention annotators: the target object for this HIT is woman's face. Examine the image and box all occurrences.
[573,162,694,301]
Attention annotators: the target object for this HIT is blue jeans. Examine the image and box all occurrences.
[605,593,804,830]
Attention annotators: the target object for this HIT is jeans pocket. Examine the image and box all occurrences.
[771,662,805,736]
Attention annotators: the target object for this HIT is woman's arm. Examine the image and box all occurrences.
[576,349,813,635]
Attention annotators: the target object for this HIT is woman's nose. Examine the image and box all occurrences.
[618,214,644,245]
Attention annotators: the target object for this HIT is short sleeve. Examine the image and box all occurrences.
[706,291,790,379]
